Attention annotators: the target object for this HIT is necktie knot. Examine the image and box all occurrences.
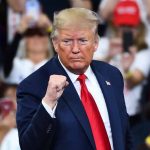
[78,74,86,83]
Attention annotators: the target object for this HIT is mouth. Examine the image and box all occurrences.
[70,58,83,62]
[70,56,83,60]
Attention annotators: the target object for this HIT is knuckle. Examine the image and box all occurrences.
[49,75,67,85]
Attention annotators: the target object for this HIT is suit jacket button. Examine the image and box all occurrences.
[46,124,52,133]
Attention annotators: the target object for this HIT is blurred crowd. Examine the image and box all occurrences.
[0,0,150,149]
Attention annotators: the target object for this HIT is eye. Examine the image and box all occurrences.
[78,39,88,45]
[62,39,72,45]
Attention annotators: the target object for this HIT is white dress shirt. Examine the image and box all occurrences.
[42,58,114,149]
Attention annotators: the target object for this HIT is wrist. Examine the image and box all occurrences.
[42,96,57,110]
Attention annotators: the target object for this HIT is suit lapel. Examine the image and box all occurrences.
[91,65,125,150]
[48,56,96,149]
[62,82,96,149]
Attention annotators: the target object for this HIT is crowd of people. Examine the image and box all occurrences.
[0,0,150,149]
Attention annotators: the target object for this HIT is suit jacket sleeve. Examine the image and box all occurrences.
[16,80,56,150]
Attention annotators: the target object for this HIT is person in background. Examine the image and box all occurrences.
[111,0,150,126]
[135,99,150,150]
[2,83,17,101]
[95,0,150,148]
[0,127,21,150]
[17,7,133,150]
[0,98,20,150]
[5,26,51,84]
[0,82,20,150]
[39,0,92,21]
[2,12,52,84]
[1,0,52,77]
[137,0,150,47]
[7,0,26,43]
[0,98,16,146]
[0,0,6,68]
[94,0,148,70]
[98,0,150,37]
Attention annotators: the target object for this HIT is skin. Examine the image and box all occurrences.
[53,28,98,74]
[17,14,52,34]
[42,28,99,109]
[99,0,119,20]
[16,13,51,64]
[7,0,25,13]
[26,35,49,64]
[70,0,92,10]
[143,0,150,21]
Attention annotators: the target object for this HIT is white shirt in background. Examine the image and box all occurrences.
[5,58,48,84]
[0,128,20,150]
[124,50,150,116]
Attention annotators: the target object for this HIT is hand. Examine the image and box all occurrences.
[121,45,137,72]
[37,14,52,31]
[107,37,123,59]
[121,52,134,73]
[17,15,34,34]
[42,75,69,109]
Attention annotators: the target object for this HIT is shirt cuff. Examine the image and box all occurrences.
[42,100,57,118]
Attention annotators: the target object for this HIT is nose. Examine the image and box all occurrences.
[72,41,80,54]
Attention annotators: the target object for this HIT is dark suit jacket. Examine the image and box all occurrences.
[16,56,134,150]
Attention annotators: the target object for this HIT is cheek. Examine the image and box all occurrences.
[26,39,36,47]
[82,45,95,57]
[57,45,71,56]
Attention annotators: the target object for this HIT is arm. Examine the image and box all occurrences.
[3,15,33,77]
[17,75,68,150]
[112,66,134,149]
[122,50,149,89]
[125,69,145,89]
[3,33,22,77]
[17,86,57,150]
[98,0,119,20]
[143,0,150,21]
[119,70,134,150]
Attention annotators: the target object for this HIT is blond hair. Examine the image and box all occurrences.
[51,8,100,38]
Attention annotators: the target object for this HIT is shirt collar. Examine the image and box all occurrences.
[58,56,93,83]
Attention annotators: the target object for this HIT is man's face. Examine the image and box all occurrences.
[53,28,98,74]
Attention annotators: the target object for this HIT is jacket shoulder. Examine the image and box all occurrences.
[92,60,124,87]
[92,60,122,75]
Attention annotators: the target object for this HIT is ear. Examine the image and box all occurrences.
[93,35,99,52]
[52,38,59,53]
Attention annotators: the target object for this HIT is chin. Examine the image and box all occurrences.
[68,63,88,74]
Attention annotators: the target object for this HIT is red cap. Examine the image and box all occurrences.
[113,0,140,26]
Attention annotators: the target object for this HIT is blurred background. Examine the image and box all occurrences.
[0,0,150,149]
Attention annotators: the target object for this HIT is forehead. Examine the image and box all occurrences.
[57,28,95,39]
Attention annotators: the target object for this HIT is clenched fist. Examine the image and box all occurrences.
[42,75,69,109]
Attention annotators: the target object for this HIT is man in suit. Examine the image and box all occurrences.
[16,8,133,150]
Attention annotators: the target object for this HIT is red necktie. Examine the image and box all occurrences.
[78,74,111,150]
